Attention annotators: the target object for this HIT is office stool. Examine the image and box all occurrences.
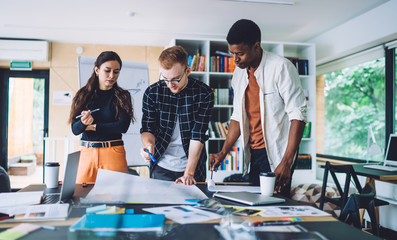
[319,162,362,211]
[339,183,379,236]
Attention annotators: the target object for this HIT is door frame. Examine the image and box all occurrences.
[0,69,49,170]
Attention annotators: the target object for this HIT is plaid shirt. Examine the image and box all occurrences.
[140,78,214,181]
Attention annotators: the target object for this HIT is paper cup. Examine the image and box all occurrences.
[260,172,276,196]
[45,162,60,188]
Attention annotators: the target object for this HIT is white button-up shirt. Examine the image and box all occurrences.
[230,50,307,174]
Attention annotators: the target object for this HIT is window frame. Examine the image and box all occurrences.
[317,45,396,162]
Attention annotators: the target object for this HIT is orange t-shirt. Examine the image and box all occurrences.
[245,67,265,149]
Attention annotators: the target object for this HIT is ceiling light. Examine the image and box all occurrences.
[126,11,135,17]
[222,0,295,5]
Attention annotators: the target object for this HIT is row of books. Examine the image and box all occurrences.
[209,56,235,73]
[286,57,309,75]
[209,121,229,139]
[217,146,240,171]
[302,122,312,138]
[295,154,312,169]
[188,54,205,72]
[214,88,233,105]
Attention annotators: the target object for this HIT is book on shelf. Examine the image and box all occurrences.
[218,146,239,171]
[295,154,312,169]
[215,50,232,57]
[302,122,311,138]
[286,57,309,75]
[210,121,230,138]
[214,88,233,105]
[187,52,206,72]
[210,55,235,73]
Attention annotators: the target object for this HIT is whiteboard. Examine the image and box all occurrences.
[78,56,149,167]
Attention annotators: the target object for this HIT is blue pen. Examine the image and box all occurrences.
[144,149,158,163]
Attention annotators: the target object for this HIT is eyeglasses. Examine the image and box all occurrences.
[159,67,187,84]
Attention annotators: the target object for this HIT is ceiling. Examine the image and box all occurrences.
[0,0,389,46]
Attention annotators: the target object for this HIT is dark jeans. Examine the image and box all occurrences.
[151,165,184,181]
[249,148,296,198]
[249,148,271,185]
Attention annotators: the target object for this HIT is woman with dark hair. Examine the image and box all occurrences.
[69,51,134,183]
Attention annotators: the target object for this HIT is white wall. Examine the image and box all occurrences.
[309,0,397,65]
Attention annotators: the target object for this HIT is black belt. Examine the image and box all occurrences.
[81,140,124,148]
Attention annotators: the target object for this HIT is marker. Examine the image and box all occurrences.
[144,149,158,163]
[254,221,295,226]
[40,225,56,230]
[75,108,100,119]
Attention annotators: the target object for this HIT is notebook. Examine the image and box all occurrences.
[364,134,397,172]
[213,191,286,206]
[42,151,80,204]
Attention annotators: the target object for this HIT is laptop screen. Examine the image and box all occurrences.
[384,134,397,166]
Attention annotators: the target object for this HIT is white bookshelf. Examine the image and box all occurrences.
[172,38,316,183]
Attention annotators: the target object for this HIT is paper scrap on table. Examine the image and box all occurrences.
[0,223,41,240]
[240,205,331,217]
[143,205,222,224]
[254,225,304,232]
[0,203,70,222]
[206,184,261,193]
[0,191,43,208]
[84,169,207,204]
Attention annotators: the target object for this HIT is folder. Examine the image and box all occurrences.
[69,214,165,232]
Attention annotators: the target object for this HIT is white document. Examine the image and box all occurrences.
[0,203,70,222]
[245,205,331,217]
[143,205,221,224]
[0,191,43,208]
[84,169,208,204]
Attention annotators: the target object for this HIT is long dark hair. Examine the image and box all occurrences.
[68,51,134,124]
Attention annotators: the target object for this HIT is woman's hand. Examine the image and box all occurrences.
[80,110,94,126]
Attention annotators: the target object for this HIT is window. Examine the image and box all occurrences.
[317,47,387,162]
[394,49,397,133]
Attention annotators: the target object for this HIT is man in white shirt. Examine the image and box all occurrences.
[210,19,307,197]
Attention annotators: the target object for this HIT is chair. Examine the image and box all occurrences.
[339,182,379,236]
[0,166,11,193]
[319,161,363,211]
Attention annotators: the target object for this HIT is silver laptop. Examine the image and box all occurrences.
[42,151,80,204]
[364,134,397,172]
[213,191,285,206]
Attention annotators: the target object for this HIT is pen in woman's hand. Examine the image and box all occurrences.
[75,108,100,119]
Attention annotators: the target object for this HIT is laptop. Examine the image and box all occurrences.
[213,191,285,206]
[364,134,397,172]
[42,151,80,204]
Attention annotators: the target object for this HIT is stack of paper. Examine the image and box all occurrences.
[0,191,43,208]
[0,203,70,222]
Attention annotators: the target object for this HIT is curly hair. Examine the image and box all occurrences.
[227,19,261,47]
[68,51,134,124]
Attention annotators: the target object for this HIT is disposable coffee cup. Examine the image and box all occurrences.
[260,172,276,196]
[45,162,60,188]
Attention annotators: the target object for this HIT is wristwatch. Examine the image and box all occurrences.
[92,124,96,131]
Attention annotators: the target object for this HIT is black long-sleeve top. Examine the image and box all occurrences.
[71,88,131,141]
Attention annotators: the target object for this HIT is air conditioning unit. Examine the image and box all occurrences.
[0,39,49,61]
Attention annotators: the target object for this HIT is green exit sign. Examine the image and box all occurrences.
[10,61,32,71]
